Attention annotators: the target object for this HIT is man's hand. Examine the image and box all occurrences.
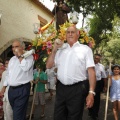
[0,86,6,97]
[15,48,24,57]
[0,91,4,97]
[86,93,94,108]
[53,39,64,50]
[35,78,39,84]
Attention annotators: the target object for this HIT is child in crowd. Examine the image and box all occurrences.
[110,64,120,120]
[30,65,47,118]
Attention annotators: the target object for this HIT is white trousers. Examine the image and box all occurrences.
[3,101,13,120]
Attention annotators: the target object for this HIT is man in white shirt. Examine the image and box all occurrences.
[88,54,107,120]
[46,25,96,120]
[0,40,34,120]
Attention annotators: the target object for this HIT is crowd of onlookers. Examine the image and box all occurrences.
[0,35,120,120]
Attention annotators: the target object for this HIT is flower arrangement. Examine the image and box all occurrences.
[31,23,57,68]
[79,28,95,48]
[29,21,95,68]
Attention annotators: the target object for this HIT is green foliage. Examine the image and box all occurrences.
[67,0,120,17]
[105,38,120,64]
[67,0,120,48]
[102,16,120,64]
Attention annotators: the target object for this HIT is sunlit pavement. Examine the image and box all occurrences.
[27,91,114,120]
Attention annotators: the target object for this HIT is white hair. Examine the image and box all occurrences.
[13,40,25,49]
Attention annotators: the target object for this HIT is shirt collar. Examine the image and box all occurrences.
[67,41,80,48]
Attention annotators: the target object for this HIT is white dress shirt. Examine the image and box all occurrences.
[4,55,34,86]
[55,41,95,85]
[95,63,107,81]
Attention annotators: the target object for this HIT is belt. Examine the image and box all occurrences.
[57,80,88,86]
[10,82,30,89]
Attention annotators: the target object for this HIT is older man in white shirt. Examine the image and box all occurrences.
[46,26,96,120]
[0,40,34,120]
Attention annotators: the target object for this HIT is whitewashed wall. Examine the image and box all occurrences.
[0,0,53,54]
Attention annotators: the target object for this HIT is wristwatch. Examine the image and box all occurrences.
[89,90,96,96]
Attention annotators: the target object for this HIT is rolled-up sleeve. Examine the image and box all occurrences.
[19,55,34,72]
[86,47,95,69]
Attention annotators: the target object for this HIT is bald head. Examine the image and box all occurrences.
[66,26,80,46]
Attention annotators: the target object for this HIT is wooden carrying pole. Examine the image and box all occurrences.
[29,83,38,120]
[104,61,112,120]
[29,69,40,120]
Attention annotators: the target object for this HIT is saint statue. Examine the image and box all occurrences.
[52,0,70,30]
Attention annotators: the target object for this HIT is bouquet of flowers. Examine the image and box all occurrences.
[31,23,57,68]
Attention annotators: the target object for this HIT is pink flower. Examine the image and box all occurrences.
[46,41,52,49]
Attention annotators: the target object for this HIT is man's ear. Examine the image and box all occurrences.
[77,30,80,38]
[21,47,25,52]
[76,28,80,37]
[22,46,25,50]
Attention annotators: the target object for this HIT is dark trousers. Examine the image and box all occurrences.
[8,82,31,120]
[54,80,89,120]
[88,80,103,118]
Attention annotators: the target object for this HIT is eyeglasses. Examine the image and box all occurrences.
[66,31,75,34]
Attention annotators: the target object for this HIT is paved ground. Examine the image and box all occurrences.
[27,91,114,120]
